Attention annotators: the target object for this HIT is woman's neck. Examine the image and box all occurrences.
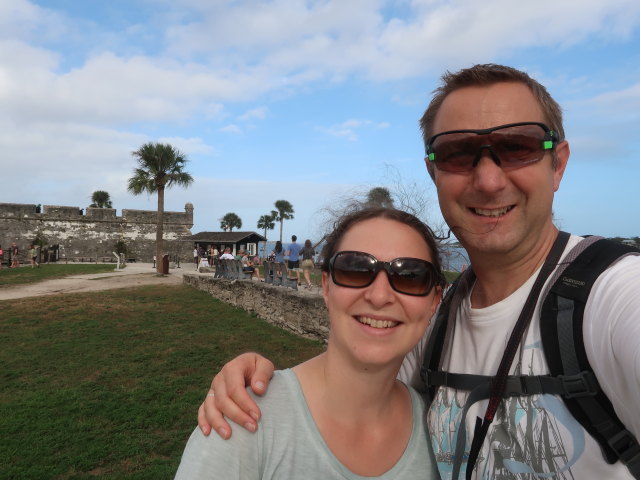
[293,351,413,476]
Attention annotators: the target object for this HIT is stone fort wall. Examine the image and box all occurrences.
[182,273,329,343]
[0,202,194,263]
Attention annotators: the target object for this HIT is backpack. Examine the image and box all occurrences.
[421,236,640,478]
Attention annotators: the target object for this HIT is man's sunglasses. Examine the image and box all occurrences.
[425,122,559,174]
[328,250,441,297]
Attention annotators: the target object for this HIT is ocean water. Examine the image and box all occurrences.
[440,245,470,272]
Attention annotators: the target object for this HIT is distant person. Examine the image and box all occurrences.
[286,235,301,269]
[0,244,4,269]
[299,239,315,289]
[10,243,19,268]
[240,251,261,281]
[271,241,284,263]
[193,247,198,268]
[29,244,39,268]
[174,208,443,479]
[219,248,234,260]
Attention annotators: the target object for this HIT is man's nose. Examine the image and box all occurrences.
[471,146,507,192]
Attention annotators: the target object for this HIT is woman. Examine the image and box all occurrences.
[271,240,285,263]
[300,238,316,289]
[175,208,443,479]
[29,244,39,268]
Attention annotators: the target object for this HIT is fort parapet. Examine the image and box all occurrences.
[0,202,194,263]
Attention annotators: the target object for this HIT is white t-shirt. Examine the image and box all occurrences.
[399,234,640,479]
[175,369,440,479]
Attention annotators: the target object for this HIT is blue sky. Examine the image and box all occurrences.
[1,0,639,242]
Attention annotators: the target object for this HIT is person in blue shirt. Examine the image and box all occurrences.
[286,235,302,283]
[286,235,301,269]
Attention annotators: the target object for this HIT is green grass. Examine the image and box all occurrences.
[0,264,119,288]
[0,285,325,479]
[444,270,460,284]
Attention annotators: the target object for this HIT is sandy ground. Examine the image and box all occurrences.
[0,262,190,301]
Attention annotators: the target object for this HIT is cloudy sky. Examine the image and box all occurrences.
[2,0,639,241]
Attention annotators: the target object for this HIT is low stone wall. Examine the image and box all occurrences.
[183,274,329,343]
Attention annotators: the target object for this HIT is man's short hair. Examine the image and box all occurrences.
[419,64,565,146]
[292,235,297,241]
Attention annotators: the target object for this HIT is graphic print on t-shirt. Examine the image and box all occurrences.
[427,341,586,480]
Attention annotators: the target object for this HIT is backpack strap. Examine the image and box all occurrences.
[421,268,475,405]
[541,238,640,476]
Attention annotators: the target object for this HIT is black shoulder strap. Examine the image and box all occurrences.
[541,238,640,475]
[421,268,475,404]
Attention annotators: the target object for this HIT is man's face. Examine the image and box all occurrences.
[429,82,569,259]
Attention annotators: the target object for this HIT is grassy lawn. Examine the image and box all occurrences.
[0,264,119,288]
[0,285,325,479]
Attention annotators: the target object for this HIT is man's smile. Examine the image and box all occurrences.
[471,205,515,218]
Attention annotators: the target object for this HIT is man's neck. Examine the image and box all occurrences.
[466,227,560,308]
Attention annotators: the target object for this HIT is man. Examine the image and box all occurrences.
[286,235,301,269]
[196,65,640,479]
[286,234,302,283]
[219,247,234,260]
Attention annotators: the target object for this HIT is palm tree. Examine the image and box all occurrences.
[128,142,194,274]
[274,200,294,242]
[90,190,113,208]
[366,187,394,208]
[220,212,242,232]
[257,212,276,239]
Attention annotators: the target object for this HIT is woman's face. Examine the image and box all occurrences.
[322,217,441,370]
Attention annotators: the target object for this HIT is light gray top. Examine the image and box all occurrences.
[175,369,439,479]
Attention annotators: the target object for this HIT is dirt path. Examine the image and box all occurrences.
[0,263,187,301]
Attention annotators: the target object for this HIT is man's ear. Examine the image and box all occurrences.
[425,157,436,181]
[553,141,570,192]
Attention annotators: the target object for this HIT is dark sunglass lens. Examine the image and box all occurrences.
[491,125,546,166]
[333,252,376,287]
[389,259,433,295]
[432,134,478,172]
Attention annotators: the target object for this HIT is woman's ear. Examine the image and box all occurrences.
[430,285,444,316]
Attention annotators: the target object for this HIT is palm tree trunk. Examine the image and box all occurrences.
[279,220,283,242]
[156,185,165,274]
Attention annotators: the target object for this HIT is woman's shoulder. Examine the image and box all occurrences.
[247,369,298,406]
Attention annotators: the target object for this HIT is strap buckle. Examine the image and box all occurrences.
[609,429,640,466]
[558,371,599,398]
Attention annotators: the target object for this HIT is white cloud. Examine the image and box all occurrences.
[586,82,640,116]
[220,124,241,134]
[239,107,269,121]
[317,119,389,140]
[1,0,639,240]
[0,0,68,42]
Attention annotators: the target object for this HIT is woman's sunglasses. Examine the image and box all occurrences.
[425,122,559,174]
[328,250,441,297]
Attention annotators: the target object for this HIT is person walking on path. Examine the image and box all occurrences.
[299,239,316,289]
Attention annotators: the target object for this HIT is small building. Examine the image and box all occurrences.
[190,231,267,257]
